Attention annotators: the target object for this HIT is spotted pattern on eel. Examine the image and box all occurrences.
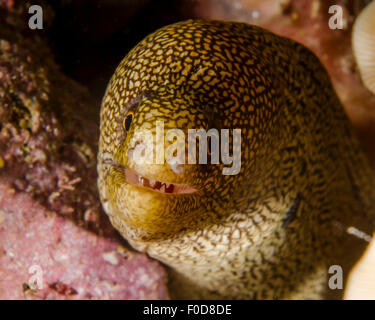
[97,20,375,299]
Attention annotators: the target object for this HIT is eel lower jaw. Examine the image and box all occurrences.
[124,167,198,194]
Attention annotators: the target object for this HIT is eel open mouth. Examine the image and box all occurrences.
[124,167,198,194]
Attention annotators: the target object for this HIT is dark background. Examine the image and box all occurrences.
[47,0,195,100]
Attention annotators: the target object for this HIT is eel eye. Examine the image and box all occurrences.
[124,112,134,131]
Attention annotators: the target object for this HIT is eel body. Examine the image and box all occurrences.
[97,20,375,299]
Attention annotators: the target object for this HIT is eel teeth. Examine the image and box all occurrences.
[123,167,197,194]
[160,184,166,192]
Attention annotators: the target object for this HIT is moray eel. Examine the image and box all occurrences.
[97,20,375,299]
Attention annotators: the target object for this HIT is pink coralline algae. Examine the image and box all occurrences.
[0,0,169,299]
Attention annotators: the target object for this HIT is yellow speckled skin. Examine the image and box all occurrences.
[97,20,375,299]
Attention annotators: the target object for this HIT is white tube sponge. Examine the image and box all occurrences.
[352,0,375,95]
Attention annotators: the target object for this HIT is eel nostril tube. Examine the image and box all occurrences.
[352,0,375,95]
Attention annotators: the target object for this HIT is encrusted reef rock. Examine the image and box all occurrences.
[0,0,169,299]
